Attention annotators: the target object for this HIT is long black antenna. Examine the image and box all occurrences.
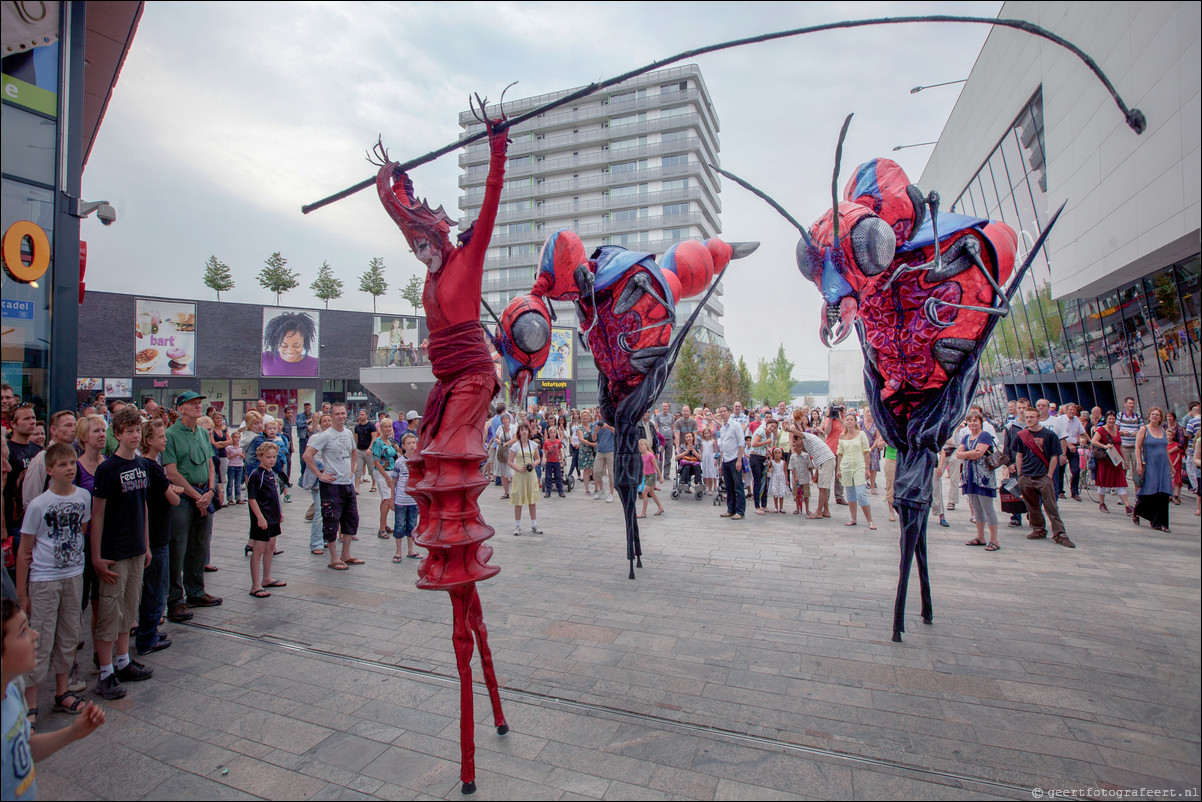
[302,15,1146,215]
[830,114,854,245]
[708,163,811,246]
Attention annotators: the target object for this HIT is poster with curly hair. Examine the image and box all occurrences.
[261,308,319,377]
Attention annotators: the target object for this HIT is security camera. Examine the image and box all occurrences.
[73,199,117,226]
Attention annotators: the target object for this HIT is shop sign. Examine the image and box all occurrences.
[154,379,169,388]
[2,220,51,283]
[539,380,569,389]
[1,299,34,320]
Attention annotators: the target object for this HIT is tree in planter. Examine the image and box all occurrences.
[399,273,424,315]
[359,257,388,313]
[202,255,235,301]
[258,251,300,305]
[311,260,344,309]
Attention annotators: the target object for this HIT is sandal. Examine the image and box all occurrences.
[654,509,665,516]
[344,557,366,565]
[377,530,390,539]
[407,553,420,559]
[392,555,404,563]
[249,589,271,598]
[327,562,349,570]
[263,580,287,588]
[965,539,987,546]
[54,693,87,714]
[868,523,877,530]
[844,521,857,526]
[984,542,1000,551]
[312,549,326,555]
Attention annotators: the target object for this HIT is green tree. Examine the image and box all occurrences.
[736,357,753,407]
[359,257,388,313]
[310,260,343,309]
[202,255,235,301]
[768,344,796,404]
[258,251,300,305]
[671,333,704,408]
[752,358,771,405]
[400,273,424,314]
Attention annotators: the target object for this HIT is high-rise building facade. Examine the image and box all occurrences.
[456,64,725,408]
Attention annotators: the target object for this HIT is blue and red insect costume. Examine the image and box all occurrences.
[495,231,757,579]
[800,153,1021,642]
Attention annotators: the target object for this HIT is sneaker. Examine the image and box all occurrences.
[284,494,292,503]
[1026,531,1048,540]
[558,492,565,498]
[116,659,154,683]
[530,524,543,534]
[95,674,128,700]
[167,604,194,622]
[185,594,223,608]
[68,662,86,693]
[513,524,521,536]
[1053,534,1076,549]
[607,494,614,503]
[731,514,744,520]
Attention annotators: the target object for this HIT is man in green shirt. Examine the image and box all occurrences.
[163,391,222,622]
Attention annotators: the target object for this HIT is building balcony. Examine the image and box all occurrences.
[483,185,718,226]
[489,210,710,247]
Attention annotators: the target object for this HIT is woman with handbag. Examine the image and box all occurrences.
[956,410,1000,551]
[1090,411,1130,514]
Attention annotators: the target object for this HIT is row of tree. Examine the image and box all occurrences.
[671,336,798,410]
[202,253,425,313]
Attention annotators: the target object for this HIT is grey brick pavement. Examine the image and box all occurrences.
[34,471,1201,799]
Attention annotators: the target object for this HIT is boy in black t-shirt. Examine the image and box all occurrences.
[90,407,154,700]
[134,419,180,657]
[247,443,285,598]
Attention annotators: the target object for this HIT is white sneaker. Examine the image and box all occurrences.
[513,524,521,536]
[607,494,614,503]
[530,524,543,534]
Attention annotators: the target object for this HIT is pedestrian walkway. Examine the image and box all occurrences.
[35,478,1200,800]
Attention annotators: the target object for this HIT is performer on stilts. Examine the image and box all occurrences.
[372,94,511,795]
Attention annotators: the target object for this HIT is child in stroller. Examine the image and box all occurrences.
[672,431,704,499]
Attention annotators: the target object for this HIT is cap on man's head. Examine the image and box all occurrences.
[175,390,207,407]
[406,410,421,421]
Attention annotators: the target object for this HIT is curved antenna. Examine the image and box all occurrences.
[303,15,1145,214]
[708,163,811,247]
[830,114,854,245]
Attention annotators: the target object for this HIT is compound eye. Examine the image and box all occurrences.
[511,311,550,355]
[796,238,816,282]
[850,216,896,276]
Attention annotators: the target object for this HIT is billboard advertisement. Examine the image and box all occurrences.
[135,299,196,376]
[262,309,319,377]
[538,328,574,380]
[372,316,420,366]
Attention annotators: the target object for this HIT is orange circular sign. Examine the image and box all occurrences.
[2,220,51,283]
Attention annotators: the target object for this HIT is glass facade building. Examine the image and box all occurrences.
[950,91,1200,420]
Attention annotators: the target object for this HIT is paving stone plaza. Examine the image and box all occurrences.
[35,476,1200,800]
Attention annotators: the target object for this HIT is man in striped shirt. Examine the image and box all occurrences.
[1117,397,1142,483]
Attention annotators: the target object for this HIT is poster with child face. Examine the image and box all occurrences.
[537,328,574,380]
[262,309,320,377]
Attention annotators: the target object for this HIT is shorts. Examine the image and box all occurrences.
[393,505,418,539]
[815,460,836,492]
[594,451,614,478]
[96,555,145,642]
[27,575,83,686]
[845,481,869,506]
[320,482,360,543]
[373,468,391,492]
[794,483,810,502]
[249,520,282,542]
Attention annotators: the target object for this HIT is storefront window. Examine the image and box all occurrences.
[1,181,55,416]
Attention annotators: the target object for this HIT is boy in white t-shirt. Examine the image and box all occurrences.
[15,443,91,728]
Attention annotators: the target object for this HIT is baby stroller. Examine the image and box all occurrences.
[671,458,705,500]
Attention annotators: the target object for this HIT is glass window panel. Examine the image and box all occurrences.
[1,180,54,414]
[1,105,56,186]
[1170,257,1199,379]
[979,160,1002,218]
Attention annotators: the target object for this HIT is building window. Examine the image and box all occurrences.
[662,202,689,217]
[661,154,688,168]
[661,129,688,144]
[662,178,688,192]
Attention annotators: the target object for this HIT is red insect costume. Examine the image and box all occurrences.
[374,121,509,794]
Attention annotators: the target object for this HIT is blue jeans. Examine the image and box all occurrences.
[309,487,324,552]
[722,459,746,516]
[135,544,170,653]
[227,464,244,502]
[393,504,419,540]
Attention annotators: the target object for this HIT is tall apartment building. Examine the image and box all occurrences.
[456,64,725,408]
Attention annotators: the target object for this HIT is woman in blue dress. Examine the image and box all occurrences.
[1133,407,1173,532]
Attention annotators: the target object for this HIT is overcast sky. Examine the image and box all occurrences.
[81,0,1002,380]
